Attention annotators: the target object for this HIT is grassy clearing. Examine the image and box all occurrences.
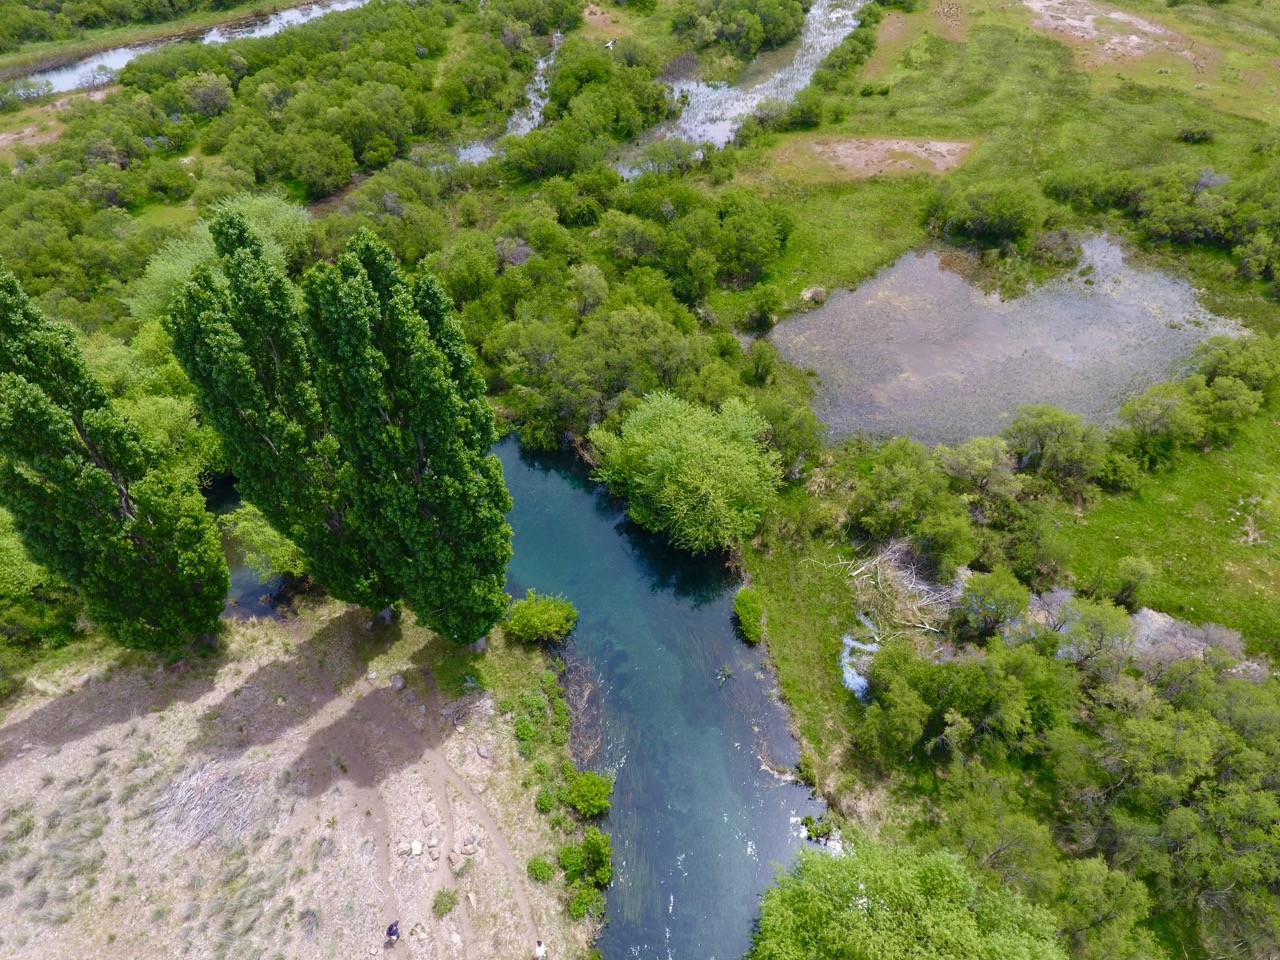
[1049,393,1280,657]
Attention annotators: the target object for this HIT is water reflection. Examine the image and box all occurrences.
[771,235,1241,444]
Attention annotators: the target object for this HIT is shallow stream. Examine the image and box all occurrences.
[27,0,368,93]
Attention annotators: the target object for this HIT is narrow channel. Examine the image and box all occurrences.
[25,0,369,93]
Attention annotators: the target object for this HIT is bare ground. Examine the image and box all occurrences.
[811,137,974,177]
[0,602,590,960]
[1023,0,1206,68]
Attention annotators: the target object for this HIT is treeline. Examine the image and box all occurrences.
[0,0,236,55]
[0,213,515,654]
[1048,153,1280,297]
[672,0,806,60]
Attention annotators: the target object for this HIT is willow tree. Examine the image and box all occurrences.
[167,215,512,641]
[0,263,227,651]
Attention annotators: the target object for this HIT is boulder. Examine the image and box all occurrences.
[390,673,406,691]
[410,840,423,856]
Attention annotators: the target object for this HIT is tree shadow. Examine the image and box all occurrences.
[0,656,220,773]
[189,608,403,755]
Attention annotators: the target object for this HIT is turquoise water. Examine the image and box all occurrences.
[499,437,822,960]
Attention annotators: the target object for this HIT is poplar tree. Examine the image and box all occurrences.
[167,216,512,641]
[0,263,227,651]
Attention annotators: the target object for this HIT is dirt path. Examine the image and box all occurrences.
[423,675,539,953]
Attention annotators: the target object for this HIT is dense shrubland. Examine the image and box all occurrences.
[748,840,1067,960]
[672,0,806,60]
[0,0,235,55]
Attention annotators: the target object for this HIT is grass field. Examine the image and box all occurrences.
[1050,394,1280,657]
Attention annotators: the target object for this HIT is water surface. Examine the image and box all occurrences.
[499,438,821,960]
[658,0,869,147]
[28,0,368,93]
[771,235,1240,444]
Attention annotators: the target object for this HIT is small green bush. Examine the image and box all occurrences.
[933,183,1046,247]
[506,589,579,644]
[733,586,765,644]
[527,856,556,883]
[432,887,458,917]
[564,770,613,818]
[568,884,607,920]
[558,842,585,879]
[535,788,556,813]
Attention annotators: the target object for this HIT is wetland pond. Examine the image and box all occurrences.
[771,235,1241,445]
[215,439,824,959]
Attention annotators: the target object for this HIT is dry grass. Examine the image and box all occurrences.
[0,597,594,959]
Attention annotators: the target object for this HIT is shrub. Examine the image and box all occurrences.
[747,842,1067,960]
[733,586,765,644]
[954,568,1029,639]
[568,884,607,920]
[564,770,613,818]
[506,589,579,644]
[527,856,556,883]
[591,393,782,554]
[432,888,459,917]
[933,183,1046,247]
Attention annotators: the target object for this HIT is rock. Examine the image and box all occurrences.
[461,843,476,856]
[77,673,93,689]
[397,842,412,856]
[410,840,423,856]
[366,671,377,681]
[448,852,462,869]
[430,848,441,861]
[390,673,406,691]
[427,831,442,847]
[468,891,477,910]
[454,725,465,734]
[451,841,461,855]
[468,636,488,653]
[801,286,828,305]
[476,743,491,760]
[20,742,33,752]
[370,948,380,956]
[419,705,426,714]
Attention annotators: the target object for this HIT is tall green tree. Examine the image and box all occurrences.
[167,215,512,641]
[0,262,227,651]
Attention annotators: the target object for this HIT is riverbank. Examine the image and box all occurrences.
[0,598,597,959]
[0,0,334,83]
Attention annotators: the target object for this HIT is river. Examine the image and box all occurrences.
[26,0,368,94]
[498,437,823,960]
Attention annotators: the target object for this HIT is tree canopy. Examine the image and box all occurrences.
[747,842,1068,960]
[590,392,781,554]
[0,262,227,651]
[167,214,512,640]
